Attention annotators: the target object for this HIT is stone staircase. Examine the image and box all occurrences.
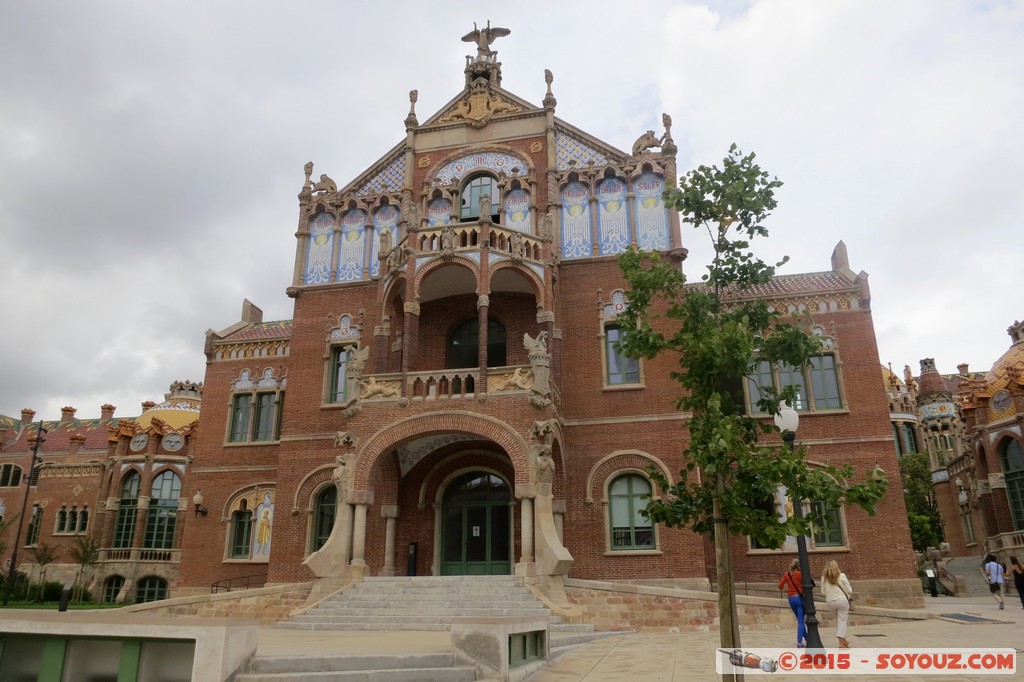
[237,576,616,681]
[944,556,988,596]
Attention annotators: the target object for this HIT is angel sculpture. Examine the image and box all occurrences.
[523,331,548,355]
[462,21,511,59]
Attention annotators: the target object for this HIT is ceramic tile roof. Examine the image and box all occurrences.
[686,271,858,299]
[0,414,19,430]
[0,418,126,455]
[223,320,293,342]
[135,398,202,430]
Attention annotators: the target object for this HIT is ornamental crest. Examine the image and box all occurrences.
[439,81,520,129]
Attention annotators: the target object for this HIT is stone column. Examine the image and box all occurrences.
[519,496,534,566]
[351,503,368,567]
[477,295,490,395]
[380,504,399,576]
[552,499,566,545]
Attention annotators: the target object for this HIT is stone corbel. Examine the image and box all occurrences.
[333,432,359,450]
[404,301,420,316]
[380,504,399,519]
[477,294,490,309]
[137,496,151,511]
[536,311,554,324]
[515,482,536,500]
[349,490,374,505]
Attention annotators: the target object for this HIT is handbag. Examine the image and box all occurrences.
[838,583,855,611]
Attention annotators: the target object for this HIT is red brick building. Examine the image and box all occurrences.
[2,28,920,608]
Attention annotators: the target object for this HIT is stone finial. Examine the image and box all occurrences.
[543,69,556,109]
[60,406,77,423]
[461,20,510,60]
[1008,320,1024,344]
[405,89,418,128]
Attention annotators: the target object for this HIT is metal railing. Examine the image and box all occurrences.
[211,573,267,594]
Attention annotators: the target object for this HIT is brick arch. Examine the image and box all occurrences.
[419,452,514,510]
[414,257,480,293]
[585,450,673,503]
[488,261,546,311]
[354,411,529,490]
[293,465,334,514]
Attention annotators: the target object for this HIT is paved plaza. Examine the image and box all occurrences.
[253,594,1024,681]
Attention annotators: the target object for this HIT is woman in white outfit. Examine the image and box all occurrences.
[821,559,853,648]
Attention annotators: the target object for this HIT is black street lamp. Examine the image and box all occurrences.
[3,420,46,607]
[774,405,824,649]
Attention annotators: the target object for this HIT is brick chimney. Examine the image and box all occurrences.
[101,404,116,419]
[21,408,36,424]
[68,433,86,455]
[957,363,969,375]
[141,401,156,412]
[60,406,77,424]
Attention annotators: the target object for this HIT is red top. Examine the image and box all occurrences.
[779,570,803,596]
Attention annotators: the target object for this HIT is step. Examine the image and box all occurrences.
[249,653,457,674]
[301,605,549,616]
[235,668,476,682]
[275,622,452,631]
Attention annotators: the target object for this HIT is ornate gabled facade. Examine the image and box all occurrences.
[170,26,920,611]
[0,381,201,603]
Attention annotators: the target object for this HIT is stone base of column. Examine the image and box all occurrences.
[343,564,367,580]
[378,567,395,577]
[514,561,537,577]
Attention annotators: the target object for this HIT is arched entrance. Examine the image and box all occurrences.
[440,472,511,575]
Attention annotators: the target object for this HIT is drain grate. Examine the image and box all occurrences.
[855,634,886,638]
[940,613,1005,624]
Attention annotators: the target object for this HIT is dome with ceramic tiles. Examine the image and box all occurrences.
[986,320,1024,394]
[134,381,202,430]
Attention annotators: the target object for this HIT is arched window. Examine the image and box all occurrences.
[230,499,254,559]
[608,474,654,550]
[135,576,168,603]
[144,471,181,549]
[312,486,337,552]
[460,174,499,222]
[1001,438,1024,530]
[447,318,507,369]
[113,471,141,549]
[103,575,125,603]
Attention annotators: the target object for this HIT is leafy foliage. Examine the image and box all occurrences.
[899,451,943,551]
[69,535,101,601]
[617,144,889,546]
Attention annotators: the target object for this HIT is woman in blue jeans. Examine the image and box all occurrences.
[778,558,806,647]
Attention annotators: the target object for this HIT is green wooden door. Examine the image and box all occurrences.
[441,472,511,575]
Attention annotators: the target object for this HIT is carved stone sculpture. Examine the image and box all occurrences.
[313,174,337,194]
[524,331,552,407]
[332,454,354,500]
[360,376,401,399]
[631,130,663,156]
[461,21,511,59]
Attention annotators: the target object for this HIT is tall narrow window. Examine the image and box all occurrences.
[330,347,352,403]
[230,500,254,559]
[144,471,181,549]
[460,174,499,222]
[253,393,276,441]
[746,360,774,415]
[113,472,141,549]
[777,362,806,409]
[608,474,654,550]
[77,507,89,533]
[312,486,338,552]
[809,500,844,547]
[229,394,253,442]
[605,325,640,385]
[809,355,841,409]
[26,504,42,545]
[1001,438,1024,531]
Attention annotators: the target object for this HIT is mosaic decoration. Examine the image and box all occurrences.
[330,314,359,341]
[434,152,521,185]
[251,490,274,562]
[233,370,254,390]
[370,204,400,277]
[596,178,629,255]
[337,209,368,282]
[356,153,406,196]
[601,290,628,319]
[305,213,334,285]
[427,198,452,226]
[634,171,669,251]
[504,188,531,232]
[397,434,477,476]
[555,131,610,170]
[560,181,592,259]
[256,368,278,389]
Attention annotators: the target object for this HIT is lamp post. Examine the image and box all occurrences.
[3,420,46,607]
[774,404,824,649]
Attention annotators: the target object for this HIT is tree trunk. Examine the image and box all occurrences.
[715,475,743,682]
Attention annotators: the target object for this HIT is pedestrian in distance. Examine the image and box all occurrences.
[821,559,854,648]
[779,558,807,647]
[982,553,1006,609]
[1008,556,1024,610]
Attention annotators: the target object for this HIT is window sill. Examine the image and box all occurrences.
[222,557,267,564]
[602,383,645,392]
[604,548,662,556]
[222,440,281,447]
[747,546,851,555]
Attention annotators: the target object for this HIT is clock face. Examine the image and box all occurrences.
[162,433,185,452]
[992,390,1012,413]
[129,432,149,452]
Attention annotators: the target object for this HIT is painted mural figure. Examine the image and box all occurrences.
[253,492,274,556]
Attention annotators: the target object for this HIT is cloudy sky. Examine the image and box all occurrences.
[1,0,1021,421]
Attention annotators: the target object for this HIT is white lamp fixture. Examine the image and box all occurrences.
[192,490,208,517]
[774,402,799,439]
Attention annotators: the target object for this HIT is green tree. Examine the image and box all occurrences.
[28,542,60,601]
[68,535,101,601]
[899,451,942,551]
[617,144,889,662]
